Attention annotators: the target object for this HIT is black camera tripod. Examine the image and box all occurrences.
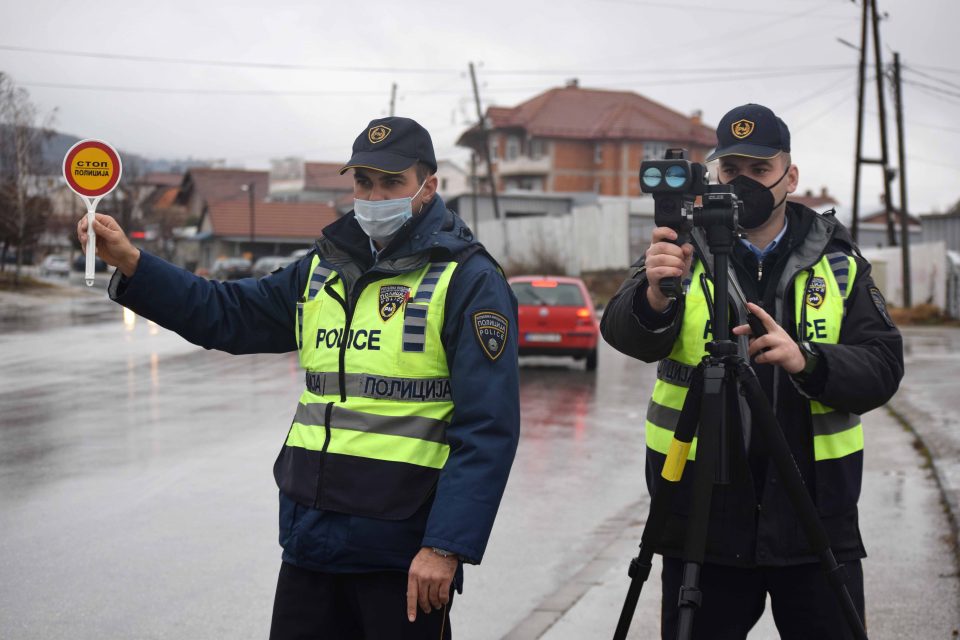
[611,214,868,640]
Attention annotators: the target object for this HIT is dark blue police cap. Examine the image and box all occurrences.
[339,116,437,175]
[706,104,791,162]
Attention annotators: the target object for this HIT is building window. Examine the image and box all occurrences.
[489,139,499,162]
[529,138,545,159]
[643,141,669,161]
[506,136,520,161]
[594,143,603,163]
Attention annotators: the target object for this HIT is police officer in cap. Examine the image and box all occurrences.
[78,116,520,639]
[601,104,903,638]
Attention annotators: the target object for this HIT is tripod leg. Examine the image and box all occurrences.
[612,368,706,640]
[736,362,868,640]
[675,363,726,640]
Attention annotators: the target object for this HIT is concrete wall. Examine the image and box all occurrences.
[474,197,654,274]
[857,223,923,250]
[921,215,960,253]
[861,241,947,308]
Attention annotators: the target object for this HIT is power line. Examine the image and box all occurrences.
[780,71,861,114]
[791,93,857,133]
[20,65,855,99]
[903,83,960,109]
[901,66,960,93]
[907,155,960,173]
[901,79,960,101]
[19,81,399,97]
[594,0,851,17]
[0,43,855,78]
[909,63,960,76]
[864,108,960,135]
[0,44,461,74]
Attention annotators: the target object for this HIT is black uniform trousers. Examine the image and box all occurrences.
[661,557,865,640]
[270,561,453,640]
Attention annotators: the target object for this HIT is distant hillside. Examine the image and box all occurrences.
[1,126,214,176]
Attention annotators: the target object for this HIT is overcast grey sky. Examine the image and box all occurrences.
[1,0,958,214]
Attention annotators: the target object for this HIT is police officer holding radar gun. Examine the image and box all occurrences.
[77,117,520,639]
[601,104,904,639]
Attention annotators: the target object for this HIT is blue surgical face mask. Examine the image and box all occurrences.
[353,181,427,244]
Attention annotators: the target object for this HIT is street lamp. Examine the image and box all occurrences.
[240,182,255,246]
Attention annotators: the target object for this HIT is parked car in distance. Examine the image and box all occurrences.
[71,254,108,273]
[40,255,71,277]
[508,275,600,371]
[211,257,253,280]
[253,256,293,278]
[288,247,311,260]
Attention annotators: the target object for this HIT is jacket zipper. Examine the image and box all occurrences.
[314,275,352,509]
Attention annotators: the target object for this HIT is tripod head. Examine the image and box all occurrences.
[639,148,743,339]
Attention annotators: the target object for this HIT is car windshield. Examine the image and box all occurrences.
[511,282,586,306]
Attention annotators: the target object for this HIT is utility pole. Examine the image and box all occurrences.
[470,151,479,239]
[241,182,256,247]
[851,0,868,242]
[892,51,912,307]
[870,0,897,246]
[851,0,897,246]
[389,83,397,117]
[468,62,507,259]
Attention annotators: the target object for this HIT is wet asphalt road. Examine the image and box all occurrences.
[1,283,958,639]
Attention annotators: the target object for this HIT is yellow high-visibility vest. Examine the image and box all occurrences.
[646,252,861,463]
[275,254,459,519]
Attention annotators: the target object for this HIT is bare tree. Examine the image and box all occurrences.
[0,73,56,285]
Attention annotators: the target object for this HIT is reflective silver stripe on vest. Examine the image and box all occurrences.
[657,358,697,388]
[294,402,449,444]
[812,410,861,437]
[825,252,850,299]
[305,371,452,402]
[297,301,304,350]
[647,398,682,430]
[403,262,449,353]
[308,266,333,300]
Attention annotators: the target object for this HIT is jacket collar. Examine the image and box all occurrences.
[315,195,477,273]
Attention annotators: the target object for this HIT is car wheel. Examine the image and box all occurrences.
[585,348,598,371]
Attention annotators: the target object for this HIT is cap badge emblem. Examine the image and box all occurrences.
[368,125,392,144]
[731,119,755,139]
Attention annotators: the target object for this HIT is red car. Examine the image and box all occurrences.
[509,275,600,370]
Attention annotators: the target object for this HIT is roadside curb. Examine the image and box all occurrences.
[501,501,645,639]
[885,398,960,563]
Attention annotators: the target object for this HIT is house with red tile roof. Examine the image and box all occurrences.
[788,186,840,213]
[857,206,923,249]
[173,167,338,270]
[304,162,354,195]
[457,80,714,197]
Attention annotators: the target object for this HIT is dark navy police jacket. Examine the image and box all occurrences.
[108,196,521,586]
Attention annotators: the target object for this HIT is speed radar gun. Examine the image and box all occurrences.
[611,149,868,640]
[63,140,122,286]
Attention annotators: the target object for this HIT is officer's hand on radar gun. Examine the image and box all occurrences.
[406,547,457,622]
[77,213,141,277]
[644,226,693,312]
[732,302,805,374]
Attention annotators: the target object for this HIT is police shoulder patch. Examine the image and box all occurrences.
[473,310,509,362]
[869,286,896,328]
[379,284,409,321]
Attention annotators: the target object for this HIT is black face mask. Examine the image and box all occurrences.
[729,166,790,229]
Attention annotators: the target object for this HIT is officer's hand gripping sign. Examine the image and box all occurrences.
[63,139,122,286]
